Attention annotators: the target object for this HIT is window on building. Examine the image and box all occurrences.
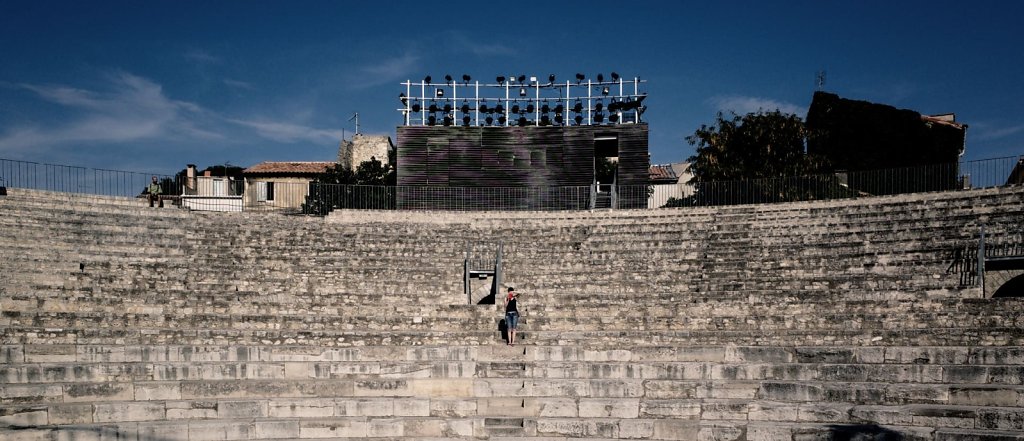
[256,181,275,202]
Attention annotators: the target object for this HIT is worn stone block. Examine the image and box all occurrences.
[353,379,411,397]
[134,383,180,400]
[640,400,701,419]
[48,403,94,424]
[748,401,799,421]
[166,401,218,419]
[268,398,335,418]
[216,400,266,418]
[528,397,578,417]
[392,398,429,416]
[24,345,77,363]
[368,418,403,437]
[619,419,655,439]
[702,401,750,420]
[536,418,617,438]
[137,423,189,441]
[403,418,444,437]
[254,421,300,439]
[2,384,63,404]
[188,421,253,440]
[0,405,49,426]
[64,382,134,402]
[299,419,368,438]
[94,402,165,422]
[0,345,25,363]
[652,419,700,440]
[977,409,1024,431]
[579,398,639,418]
[955,387,1019,407]
[644,380,700,399]
[429,399,477,417]
[478,397,531,417]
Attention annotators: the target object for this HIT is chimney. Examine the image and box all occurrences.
[186,164,197,191]
[203,170,212,177]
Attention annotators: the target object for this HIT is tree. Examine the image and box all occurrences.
[302,155,397,215]
[683,111,840,205]
[686,110,824,182]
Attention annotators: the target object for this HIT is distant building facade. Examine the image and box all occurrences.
[242,161,334,212]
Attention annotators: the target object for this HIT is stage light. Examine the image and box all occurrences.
[574,114,583,125]
[424,75,432,84]
[594,113,604,123]
[518,116,528,126]
[548,74,556,84]
[412,102,421,112]
[540,114,550,125]
[462,74,471,83]
[554,104,564,114]
[495,104,504,114]
[575,73,585,83]
[601,86,609,95]
[498,115,507,125]
[554,114,563,125]
[436,88,444,97]
[486,116,494,125]
[399,93,407,105]
[461,102,470,114]
[463,115,471,126]
[517,75,526,83]
[609,113,618,123]
[541,103,550,114]
[479,103,489,113]
[608,98,619,112]
[519,87,527,97]
[572,100,583,113]
[526,103,534,114]
[512,104,520,114]
[611,72,619,81]
[445,74,453,84]
[595,102,603,112]
[496,76,506,84]
[428,115,437,125]
[428,103,438,113]
[597,73,604,82]
[443,103,452,113]
[443,115,453,126]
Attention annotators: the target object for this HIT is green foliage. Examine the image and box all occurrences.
[686,111,826,182]
[683,111,838,205]
[302,156,397,215]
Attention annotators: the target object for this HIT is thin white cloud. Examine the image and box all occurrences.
[973,123,1024,141]
[223,78,255,90]
[0,72,221,153]
[184,49,221,64]
[227,118,345,144]
[350,53,420,89]
[447,31,516,57]
[708,95,806,116]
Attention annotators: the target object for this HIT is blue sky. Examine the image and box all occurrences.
[1,1,1022,175]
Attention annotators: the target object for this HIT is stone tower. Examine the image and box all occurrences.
[338,134,393,170]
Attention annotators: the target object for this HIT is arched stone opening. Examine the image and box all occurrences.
[992,273,1024,298]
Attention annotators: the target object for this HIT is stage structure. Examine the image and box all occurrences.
[396,73,650,210]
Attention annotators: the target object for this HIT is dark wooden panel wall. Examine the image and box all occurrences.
[397,125,649,189]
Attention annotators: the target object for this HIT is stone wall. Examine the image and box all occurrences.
[2,187,1024,440]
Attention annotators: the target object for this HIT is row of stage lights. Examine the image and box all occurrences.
[399,73,646,127]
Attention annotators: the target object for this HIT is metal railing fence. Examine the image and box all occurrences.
[1,155,1021,213]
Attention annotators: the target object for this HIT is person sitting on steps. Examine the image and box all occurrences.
[147,176,163,208]
[504,287,520,346]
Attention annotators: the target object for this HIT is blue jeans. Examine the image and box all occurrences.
[505,311,519,329]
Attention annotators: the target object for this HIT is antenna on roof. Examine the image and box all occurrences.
[815,70,826,91]
[349,112,360,135]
